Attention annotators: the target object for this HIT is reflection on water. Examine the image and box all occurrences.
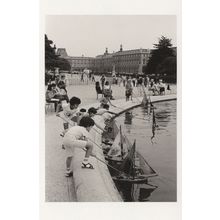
[124,112,133,125]
[114,181,158,202]
[116,100,177,202]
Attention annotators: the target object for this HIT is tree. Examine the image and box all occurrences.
[156,56,177,82]
[45,34,71,84]
[143,36,177,83]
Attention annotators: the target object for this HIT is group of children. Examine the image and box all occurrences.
[57,95,116,177]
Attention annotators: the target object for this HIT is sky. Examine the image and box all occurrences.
[46,15,176,57]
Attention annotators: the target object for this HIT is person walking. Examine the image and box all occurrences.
[100,74,106,91]
[125,79,133,101]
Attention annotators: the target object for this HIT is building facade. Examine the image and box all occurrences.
[112,45,151,74]
[56,45,151,74]
[57,48,94,72]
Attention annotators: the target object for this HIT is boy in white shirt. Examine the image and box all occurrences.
[63,117,96,177]
[58,96,81,136]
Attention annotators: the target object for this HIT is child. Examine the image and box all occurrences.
[83,107,106,132]
[79,108,87,116]
[58,96,81,137]
[87,107,97,117]
[63,117,96,176]
[98,97,109,109]
[96,104,118,123]
[77,108,87,124]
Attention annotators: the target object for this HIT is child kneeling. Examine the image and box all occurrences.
[63,116,96,177]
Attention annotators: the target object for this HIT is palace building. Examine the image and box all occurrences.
[57,48,94,72]
[56,45,151,74]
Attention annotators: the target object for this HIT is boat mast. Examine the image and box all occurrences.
[132,140,136,180]
[119,125,124,159]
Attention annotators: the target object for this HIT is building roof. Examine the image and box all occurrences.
[67,56,95,60]
[96,53,113,59]
[114,48,151,55]
[56,48,68,57]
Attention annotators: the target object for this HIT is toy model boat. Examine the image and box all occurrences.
[111,139,157,184]
[102,120,157,184]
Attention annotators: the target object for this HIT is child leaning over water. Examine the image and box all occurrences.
[81,107,106,132]
[57,96,81,137]
[63,117,96,177]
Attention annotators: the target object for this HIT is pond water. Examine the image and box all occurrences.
[115,100,177,202]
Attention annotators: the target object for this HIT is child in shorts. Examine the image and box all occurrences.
[63,117,96,177]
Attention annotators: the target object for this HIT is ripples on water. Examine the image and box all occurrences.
[115,100,177,202]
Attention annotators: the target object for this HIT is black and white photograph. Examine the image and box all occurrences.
[45,15,177,202]
[4,0,220,220]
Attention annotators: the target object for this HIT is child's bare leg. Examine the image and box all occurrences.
[55,103,61,114]
[66,156,72,170]
[82,142,95,169]
[60,122,69,138]
[84,142,94,159]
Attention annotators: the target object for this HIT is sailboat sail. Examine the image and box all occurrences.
[119,138,157,178]
[119,140,136,176]
[107,131,127,157]
[106,120,157,183]
[135,151,157,176]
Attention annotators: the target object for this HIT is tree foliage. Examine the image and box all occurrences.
[45,34,71,71]
[143,36,177,82]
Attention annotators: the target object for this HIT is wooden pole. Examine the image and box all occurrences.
[132,140,136,180]
[120,125,124,159]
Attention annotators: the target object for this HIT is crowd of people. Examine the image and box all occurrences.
[46,74,69,112]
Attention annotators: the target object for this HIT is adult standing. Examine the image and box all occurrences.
[118,75,122,87]
[136,76,143,96]
[125,79,133,101]
[122,75,126,87]
[100,74,106,91]
[91,72,95,82]
[132,76,136,87]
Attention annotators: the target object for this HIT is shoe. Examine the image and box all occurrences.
[81,162,94,169]
[65,169,73,177]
